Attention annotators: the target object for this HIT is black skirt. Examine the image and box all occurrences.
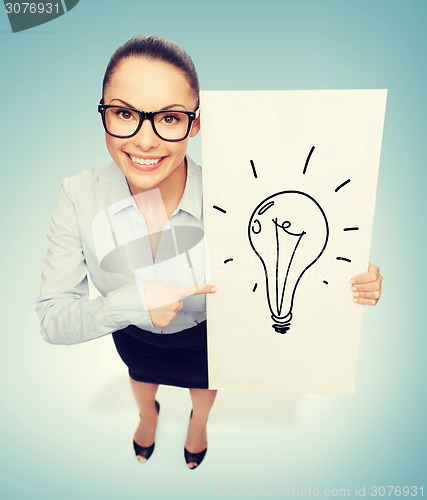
[112,321,208,389]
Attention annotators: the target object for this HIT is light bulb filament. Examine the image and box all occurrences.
[273,217,306,316]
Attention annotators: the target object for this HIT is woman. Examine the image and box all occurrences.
[35,35,383,469]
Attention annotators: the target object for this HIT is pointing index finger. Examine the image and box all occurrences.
[175,283,217,299]
[193,284,217,295]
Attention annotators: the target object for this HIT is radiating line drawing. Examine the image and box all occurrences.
[335,179,351,192]
[303,146,316,175]
[336,256,351,263]
[250,159,258,178]
[248,191,329,334]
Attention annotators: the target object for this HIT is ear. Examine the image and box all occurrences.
[189,115,201,138]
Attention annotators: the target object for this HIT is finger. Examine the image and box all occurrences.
[352,290,381,301]
[368,262,380,275]
[146,280,217,310]
[351,280,382,293]
[350,271,378,285]
[351,262,380,284]
[193,284,217,296]
[350,264,383,285]
[353,296,379,306]
[175,283,217,298]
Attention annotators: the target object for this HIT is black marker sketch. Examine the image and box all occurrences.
[224,258,233,264]
[303,146,315,175]
[335,179,351,192]
[323,280,329,285]
[248,191,329,334]
[250,159,258,179]
[343,226,359,231]
[336,257,352,263]
[213,205,227,214]
[252,283,258,292]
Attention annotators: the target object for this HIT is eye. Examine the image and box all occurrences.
[117,109,135,121]
[158,112,182,125]
[109,107,138,122]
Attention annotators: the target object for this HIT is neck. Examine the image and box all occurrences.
[159,157,187,216]
[130,157,187,218]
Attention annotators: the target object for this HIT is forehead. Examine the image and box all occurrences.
[105,57,194,109]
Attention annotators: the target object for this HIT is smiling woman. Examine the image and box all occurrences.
[35,35,216,470]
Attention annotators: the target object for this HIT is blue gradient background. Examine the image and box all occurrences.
[1,1,425,498]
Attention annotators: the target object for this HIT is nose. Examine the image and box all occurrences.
[132,117,160,150]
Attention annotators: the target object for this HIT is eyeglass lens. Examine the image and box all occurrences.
[104,107,190,140]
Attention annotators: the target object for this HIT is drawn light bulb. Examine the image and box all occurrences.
[248,191,329,334]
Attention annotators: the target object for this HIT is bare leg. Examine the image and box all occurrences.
[185,388,218,468]
[129,376,160,462]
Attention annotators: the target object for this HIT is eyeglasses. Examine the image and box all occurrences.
[98,101,199,142]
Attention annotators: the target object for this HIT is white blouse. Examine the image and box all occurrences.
[35,157,207,345]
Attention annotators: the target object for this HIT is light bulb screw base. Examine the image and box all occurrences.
[271,312,293,335]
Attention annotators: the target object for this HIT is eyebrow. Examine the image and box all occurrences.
[109,98,187,111]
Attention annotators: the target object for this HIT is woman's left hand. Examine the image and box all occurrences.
[350,262,383,306]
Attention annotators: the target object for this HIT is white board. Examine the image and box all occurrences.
[201,89,387,394]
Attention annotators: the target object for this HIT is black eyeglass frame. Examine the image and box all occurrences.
[97,100,199,142]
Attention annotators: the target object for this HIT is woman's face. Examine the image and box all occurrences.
[103,57,200,195]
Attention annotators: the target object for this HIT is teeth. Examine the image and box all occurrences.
[130,155,161,166]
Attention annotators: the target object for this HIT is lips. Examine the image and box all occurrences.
[124,152,165,171]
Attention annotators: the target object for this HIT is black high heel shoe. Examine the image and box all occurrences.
[184,410,208,469]
[133,400,160,462]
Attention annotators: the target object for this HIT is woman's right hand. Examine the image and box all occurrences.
[145,280,216,329]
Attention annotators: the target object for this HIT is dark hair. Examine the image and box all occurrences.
[102,35,199,103]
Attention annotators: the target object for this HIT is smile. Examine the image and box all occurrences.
[129,155,161,166]
[124,152,166,172]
